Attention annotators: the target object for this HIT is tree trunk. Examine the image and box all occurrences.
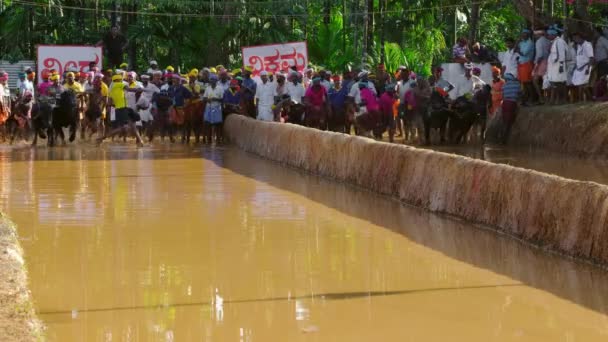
[323,0,331,26]
[94,0,99,33]
[342,0,346,52]
[512,0,549,26]
[468,2,480,44]
[128,3,137,71]
[366,0,374,56]
[111,1,117,28]
[380,0,386,64]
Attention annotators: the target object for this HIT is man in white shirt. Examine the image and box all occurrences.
[17,73,35,100]
[451,63,477,99]
[571,32,594,101]
[286,71,305,103]
[396,68,412,103]
[217,69,230,94]
[139,74,160,123]
[500,37,520,80]
[146,60,160,75]
[255,71,276,121]
[349,71,377,99]
[547,29,568,104]
[594,27,608,79]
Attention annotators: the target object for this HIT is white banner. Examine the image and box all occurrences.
[242,41,308,77]
[440,62,495,99]
[37,45,103,83]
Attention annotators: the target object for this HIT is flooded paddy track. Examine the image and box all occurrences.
[425,144,608,185]
[1,145,608,341]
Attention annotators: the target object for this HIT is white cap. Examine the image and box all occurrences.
[358,70,369,78]
[150,60,158,65]
[260,70,268,76]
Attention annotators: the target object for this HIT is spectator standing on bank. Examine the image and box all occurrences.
[97,26,127,69]
[571,32,594,101]
[516,29,535,105]
[594,27,608,80]
[532,29,550,104]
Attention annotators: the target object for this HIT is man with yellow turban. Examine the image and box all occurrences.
[64,72,84,94]
[97,73,145,147]
[183,69,203,143]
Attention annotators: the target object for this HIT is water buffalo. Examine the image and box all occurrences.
[31,100,53,146]
[422,90,451,145]
[448,84,491,144]
[51,90,79,145]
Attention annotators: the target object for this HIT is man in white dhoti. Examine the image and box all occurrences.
[572,32,594,101]
[255,71,276,121]
[139,75,159,125]
[547,29,568,104]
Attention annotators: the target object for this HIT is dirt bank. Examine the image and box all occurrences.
[225,114,608,266]
[510,102,608,157]
[0,214,43,341]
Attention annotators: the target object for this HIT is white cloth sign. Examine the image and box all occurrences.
[242,42,308,77]
[37,45,102,83]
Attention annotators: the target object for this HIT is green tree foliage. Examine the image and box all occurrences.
[0,0,606,71]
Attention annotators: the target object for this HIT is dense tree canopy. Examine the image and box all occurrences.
[0,0,606,75]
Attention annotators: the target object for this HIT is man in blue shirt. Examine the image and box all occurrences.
[517,29,535,105]
[240,66,257,118]
[328,70,354,133]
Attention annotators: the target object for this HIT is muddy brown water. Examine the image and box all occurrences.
[1,144,608,341]
[424,144,608,185]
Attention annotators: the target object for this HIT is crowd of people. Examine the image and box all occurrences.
[454,25,608,105]
[0,24,607,147]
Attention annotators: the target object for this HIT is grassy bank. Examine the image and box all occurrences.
[0,213,43,341]
[511,102,608,157]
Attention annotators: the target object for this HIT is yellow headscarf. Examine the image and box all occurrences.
[166,66,175,72]
[112,74,123,82]
[50,74,60,81]
[66,72,75,78]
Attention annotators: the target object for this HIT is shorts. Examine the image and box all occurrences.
[114,107,130,127]
[518,61,533,82]
[532,60,547,77]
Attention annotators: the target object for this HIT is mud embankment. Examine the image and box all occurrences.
[510,102,608,157]
[0,214,43,341]
[225,114,608,266]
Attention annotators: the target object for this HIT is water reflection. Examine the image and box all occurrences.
[0,145,607,341]
[427,144,608,184]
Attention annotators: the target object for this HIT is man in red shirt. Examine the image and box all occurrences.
[304,77,329,129]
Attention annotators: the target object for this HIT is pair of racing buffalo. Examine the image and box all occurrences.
[3,90,79,146]
[269,81,492,146]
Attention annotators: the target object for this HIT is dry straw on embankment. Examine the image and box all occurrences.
[0,214,43,342]
[225,114,608,265]
[510,102,608,157]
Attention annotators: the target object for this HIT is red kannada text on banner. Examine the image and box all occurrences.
[242,41,308,77]
[37,45,102,83]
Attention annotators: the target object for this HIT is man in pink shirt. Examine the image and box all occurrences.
[304,77,329,128]
[37,70,53,97]
[379,85,397,142]
[356,81,381,135]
